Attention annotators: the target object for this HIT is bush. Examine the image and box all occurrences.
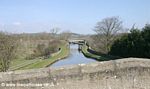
[0,33,17,71]
[109,24,150,58]
[27,40,61,59]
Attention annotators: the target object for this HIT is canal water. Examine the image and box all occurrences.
[51,44,97,67]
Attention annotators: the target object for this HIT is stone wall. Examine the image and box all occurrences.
[0,58,150,89]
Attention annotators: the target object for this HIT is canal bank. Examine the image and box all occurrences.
[81,44,121,61]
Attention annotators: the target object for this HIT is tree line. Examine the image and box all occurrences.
[109,24,150,58]
[91,16,150,59]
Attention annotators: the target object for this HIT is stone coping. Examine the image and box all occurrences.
[0,58,150,82]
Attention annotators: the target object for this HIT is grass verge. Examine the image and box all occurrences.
[81,45,119,61]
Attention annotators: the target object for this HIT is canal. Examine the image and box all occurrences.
[51,44,97,67]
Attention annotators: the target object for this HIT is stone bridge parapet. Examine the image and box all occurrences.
[0,58,150,89]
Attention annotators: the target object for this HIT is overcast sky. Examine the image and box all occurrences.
[0,0,150,34]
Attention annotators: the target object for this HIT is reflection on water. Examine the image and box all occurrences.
[51,44,97,67]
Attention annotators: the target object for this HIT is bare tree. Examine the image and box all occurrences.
[0,33,17,72]
[60,30,72,40]
[50,27,60,37]
[94,17,123,53]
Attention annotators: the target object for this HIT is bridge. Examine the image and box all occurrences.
[68,39,86,44]
[0,58,150,89]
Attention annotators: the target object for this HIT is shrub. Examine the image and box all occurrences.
[0,33,17,71]
[109,24,150,58]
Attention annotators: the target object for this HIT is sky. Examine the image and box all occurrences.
[0,0,150,34]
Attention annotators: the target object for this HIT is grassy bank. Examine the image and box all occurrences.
[10,43,69,70]
[81,45,119,61]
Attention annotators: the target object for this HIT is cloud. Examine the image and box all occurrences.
[12,22,21,26]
